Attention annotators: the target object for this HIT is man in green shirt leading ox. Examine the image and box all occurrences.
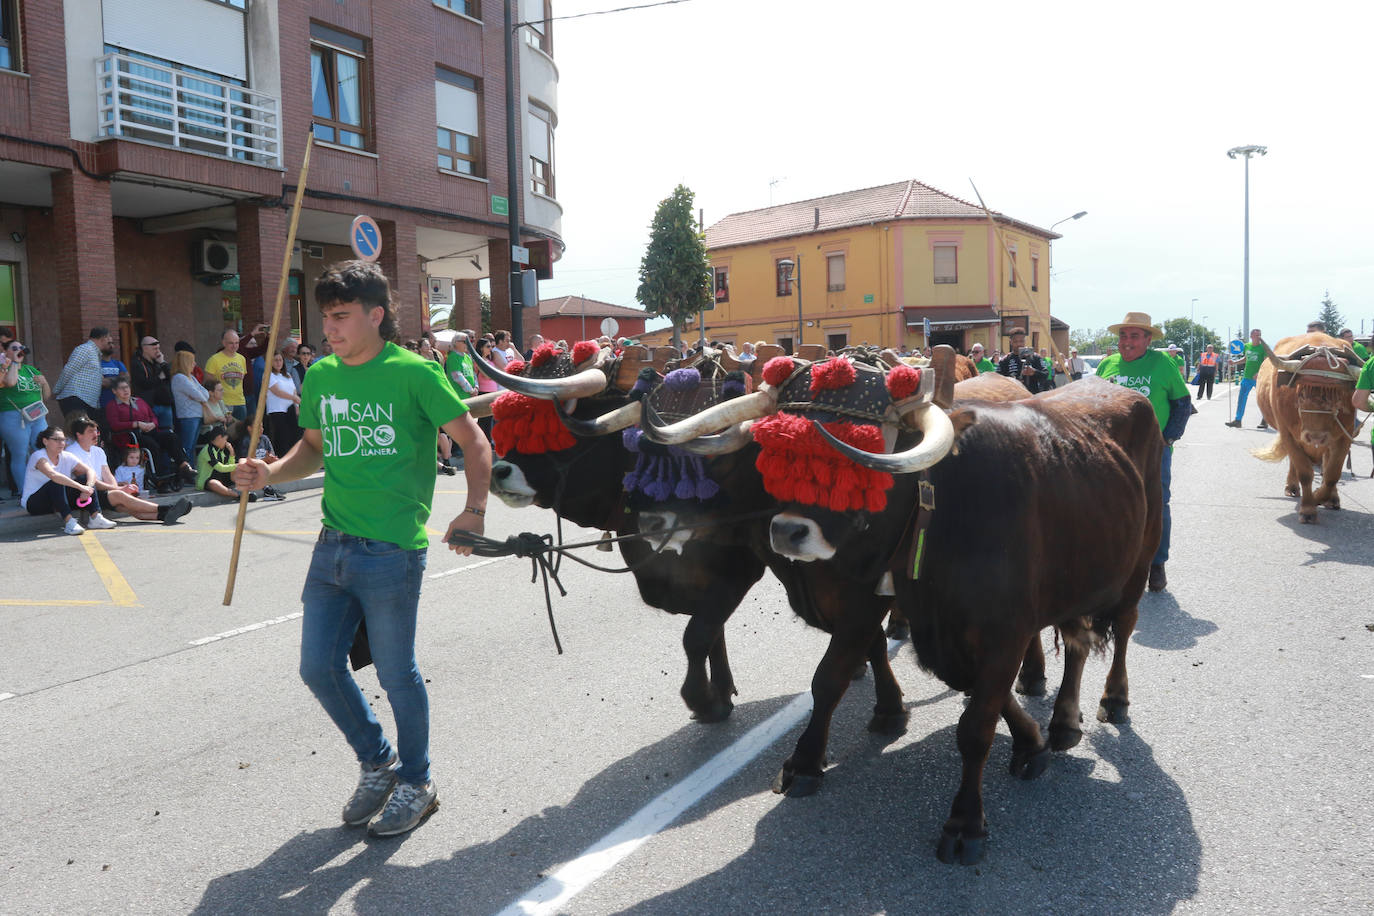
[1339,328,1370,362]
[234,260,491,838]
[1353,357,1374,456]
[1226,328,1267,429]
[1097,311,1192,592]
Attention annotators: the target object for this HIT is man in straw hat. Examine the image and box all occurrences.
[1096,311,1192,591]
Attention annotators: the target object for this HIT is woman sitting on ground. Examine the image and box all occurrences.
[196,425,255,502]
[19,425,95,535]
[65,415,191,525]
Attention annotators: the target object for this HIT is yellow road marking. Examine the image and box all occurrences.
[0,599,108,607]
[80,533,139,607]
[115,528,320,536]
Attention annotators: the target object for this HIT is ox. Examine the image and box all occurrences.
[1253,333,1364,523]
[655,351,1162,864]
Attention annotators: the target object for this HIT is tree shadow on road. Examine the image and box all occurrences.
[620,721,1200,916]
[1133,592,1218,651]
[191,692,806,915]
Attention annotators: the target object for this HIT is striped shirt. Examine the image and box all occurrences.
[53,340,104,408]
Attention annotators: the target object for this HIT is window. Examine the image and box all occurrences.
[436,67,482,175]
[827,332,848,351]
[714,267,729,303]
[527,101,555,196]
[1007,247,1017,287]
[1031,254,1039,292]
[310,24,370,150]
[434,0,478,17]
[776,336,794,355]
[776,259,794,297]
[1,0,21,71]
[933,244,957,283]
[826,253,845,292]
[524,0,551,53]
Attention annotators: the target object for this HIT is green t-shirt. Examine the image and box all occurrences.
[1169,353,1184,372]
[1240,342,1265,380]
[444,350,477,399]
[0,363,43,412]
[975,357,997,374]
[1356,358,1374,392]
[299,342,469,549]
[1352,341,1370,361]
[1096,348,1190,431]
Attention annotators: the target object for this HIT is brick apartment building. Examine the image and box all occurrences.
[0,0,562,371]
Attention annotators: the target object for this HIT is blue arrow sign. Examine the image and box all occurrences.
[1228,338,1244,358]
[351,215,382,262]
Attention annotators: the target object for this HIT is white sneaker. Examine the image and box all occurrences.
[63,518,85,535]
[86,513,117,530]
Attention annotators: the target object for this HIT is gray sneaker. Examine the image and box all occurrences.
[342,753,399,826]
[368,778,438,837]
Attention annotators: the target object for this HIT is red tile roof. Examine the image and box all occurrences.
[705,179,1058,250]
[538,296,649,319]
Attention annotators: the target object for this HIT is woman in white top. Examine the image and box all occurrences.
[264,351,302,455]
[21,425,95,535]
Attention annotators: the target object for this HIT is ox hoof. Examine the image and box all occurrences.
[1299,511,1317,524]
[936,829,987,866]
[1096,697,1130,724]
[690,699,734,724]
[1010,744,1051,780]
[867,709,910,735]
[1049,723,1083,751]
[1015,673,1047,697]
[1322,500,1340,510]
[772,763,824,797]
[1285,485,1300,497]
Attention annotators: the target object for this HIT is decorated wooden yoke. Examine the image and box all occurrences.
[1261,338,1365,390]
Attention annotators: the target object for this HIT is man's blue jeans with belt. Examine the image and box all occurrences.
[1155,445,1172,567]
[1235,377,1256,421]
[299,529,430,784]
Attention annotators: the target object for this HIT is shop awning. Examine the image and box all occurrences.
[903,306,999,329]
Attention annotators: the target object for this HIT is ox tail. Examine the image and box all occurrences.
[1251,434,1288,463]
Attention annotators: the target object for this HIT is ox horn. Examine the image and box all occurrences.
[811,402,955,475]
[1260,339,1303,374]
[675,420,754,455]
[641,388,779,444]
[462,391,500,419]
[469,346,610,400]
[553,399,642,436]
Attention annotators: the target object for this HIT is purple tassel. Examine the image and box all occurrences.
[674,456,696,500]
[622,426,643,453]
[696,477,719,500]
[721,378,745,399]
[664,367,700,392]
[644,456,671,501]
[623,452,648,492]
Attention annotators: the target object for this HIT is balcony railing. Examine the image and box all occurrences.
[96,53,280,168]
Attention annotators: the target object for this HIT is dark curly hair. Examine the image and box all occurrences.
[314,260,397,341]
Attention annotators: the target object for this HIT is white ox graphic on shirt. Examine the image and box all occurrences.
[320,394,350,424]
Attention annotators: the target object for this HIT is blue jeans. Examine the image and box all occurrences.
[175,416,201,461]
[152,404,174,433]
[299,530,431,784]
[230,404,247,422]
[0,408,42,494]
[1235,378,1256,421]
[1155,446,1172,566]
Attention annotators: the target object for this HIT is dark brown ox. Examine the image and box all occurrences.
[670,362,1162,865]
[1253,332,1364,523]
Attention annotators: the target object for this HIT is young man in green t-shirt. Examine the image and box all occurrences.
[234,261,491,838]
[1097,311,1191,592]
[1225,328,1267,428]
[1353,358,1374,450]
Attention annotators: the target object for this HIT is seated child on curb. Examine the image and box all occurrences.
[112,446,148,496]
[196,425,255,502]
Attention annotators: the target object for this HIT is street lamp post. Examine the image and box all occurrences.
[1227,145,1267,336]
[779,257,802,350]
[1049,210,1088,233]
[1189,297,1199,367]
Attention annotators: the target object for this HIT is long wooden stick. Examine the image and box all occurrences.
[223,133,315,605]
[969,179,1042,332]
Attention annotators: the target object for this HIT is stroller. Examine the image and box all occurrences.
[109,427,183,493]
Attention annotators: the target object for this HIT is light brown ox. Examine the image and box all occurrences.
[1254,332,1363,523]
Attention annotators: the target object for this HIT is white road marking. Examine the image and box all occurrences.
[188,612,303,647]
[0,693,14,702]
[427,556,511,579]
[496,689,816,916]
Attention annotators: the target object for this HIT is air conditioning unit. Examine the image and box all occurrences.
[195,240,238,275]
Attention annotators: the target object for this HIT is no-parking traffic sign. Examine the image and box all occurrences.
[351,215,382,262]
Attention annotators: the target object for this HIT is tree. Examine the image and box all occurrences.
[1068,326,1118,355]
[1315,290,1344,335]
[1160,317,1221,365]
[637,185,712,351]
[427,292,490,334]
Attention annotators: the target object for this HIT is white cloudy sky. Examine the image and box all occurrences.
[536,0,1374,341]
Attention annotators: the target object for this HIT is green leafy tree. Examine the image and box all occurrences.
[1068,326,1118,355]
[1161,317,1221,365]
[1315,290,1344,335]
[637,185,712,350]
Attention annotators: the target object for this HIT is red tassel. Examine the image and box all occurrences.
[572,340,599,365]
[752,413,893,512]
[530,344,558,368]
[809,357,857,393]
[492,393,576,456]
[886,365,921,400]
[762,357,796,388]
[505,359,527,375]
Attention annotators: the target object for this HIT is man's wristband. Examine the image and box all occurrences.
[464,506,485,517]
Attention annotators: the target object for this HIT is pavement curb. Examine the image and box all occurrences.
[1,472,325,539]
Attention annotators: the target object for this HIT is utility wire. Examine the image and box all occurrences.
[515,0,696,29]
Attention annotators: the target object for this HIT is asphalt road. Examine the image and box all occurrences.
[2,381,1372,915]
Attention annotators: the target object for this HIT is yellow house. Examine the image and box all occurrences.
[641,179,1064,356]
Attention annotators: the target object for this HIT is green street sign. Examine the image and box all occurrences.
[863,294,874,303]
[491,195,509,216]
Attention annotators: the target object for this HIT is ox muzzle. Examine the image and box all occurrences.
[769,512,838,562]
[490,460,537,507]
[638,510,693,555]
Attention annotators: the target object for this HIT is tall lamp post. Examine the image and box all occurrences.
[1189,297,1199,366]
[1049,210,1087,232]
[1227,145,1267,336]
[778,257,802,350]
